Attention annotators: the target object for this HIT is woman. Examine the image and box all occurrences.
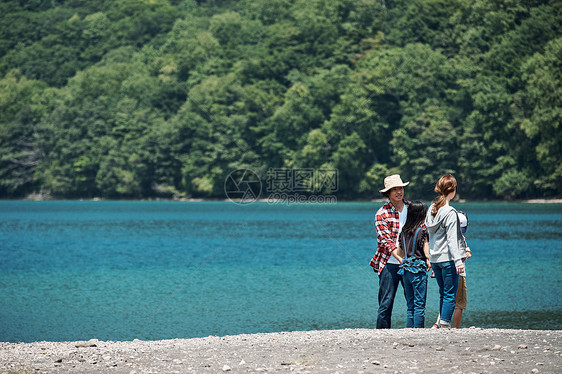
[395,201,431,328]
[425,174,467,329]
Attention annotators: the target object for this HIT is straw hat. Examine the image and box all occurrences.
[379,174,409,193]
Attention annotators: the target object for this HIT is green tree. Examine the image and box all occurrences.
[325,43,454,178]
[0,70,47,196]
[0,0,560,200]
[331,132,367,197]
[520,37,562,195]
[391,102,458,198]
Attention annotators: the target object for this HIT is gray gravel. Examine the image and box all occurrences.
[1,328,561,373]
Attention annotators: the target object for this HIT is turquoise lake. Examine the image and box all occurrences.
[1,201,561,342]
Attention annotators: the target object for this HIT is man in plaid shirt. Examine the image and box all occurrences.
[370,174,410,328]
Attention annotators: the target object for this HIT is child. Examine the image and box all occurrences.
[432,210,471,328]
[391,200,430,328]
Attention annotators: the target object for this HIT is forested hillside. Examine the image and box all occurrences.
[1,0,560,200]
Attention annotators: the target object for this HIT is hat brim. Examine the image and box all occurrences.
[379,181,409,193]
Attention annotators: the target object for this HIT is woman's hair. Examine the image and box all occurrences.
[431,174,457,216]
[402,200,428,233]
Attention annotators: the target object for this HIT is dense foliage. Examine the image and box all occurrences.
[1,0,560,200]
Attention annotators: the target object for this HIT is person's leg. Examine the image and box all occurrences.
[402,271,415,328]
[432,314,440,328]
[439,261,459,326]
[411,271,428,328]
[453,309,463,328]
[376,264,402,329]
[431,262,445,323]
[453,275,467,328]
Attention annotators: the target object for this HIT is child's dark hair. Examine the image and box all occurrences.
[402,200,428,233]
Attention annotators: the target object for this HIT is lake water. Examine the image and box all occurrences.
[1,201,561,342]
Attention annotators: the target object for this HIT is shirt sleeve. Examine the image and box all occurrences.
[444,211,467,267]
[375,212,396,255]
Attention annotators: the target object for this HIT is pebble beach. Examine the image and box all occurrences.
[1,328,561,373]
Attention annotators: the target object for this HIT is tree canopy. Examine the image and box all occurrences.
[1,0,560,200]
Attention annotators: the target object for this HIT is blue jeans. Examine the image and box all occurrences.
[403,271,428,328]
[431,261,459,324]
[376,263,403,329]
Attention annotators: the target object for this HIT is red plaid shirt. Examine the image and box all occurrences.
[370,199,410,274]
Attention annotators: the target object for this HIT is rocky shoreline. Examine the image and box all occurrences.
[1,328,561,373]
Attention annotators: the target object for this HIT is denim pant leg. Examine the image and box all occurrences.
[403,272,415,328]
[376,264,402,329]
[410,271,428,328]
[432,261,458,324]
[431,263,444,318]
